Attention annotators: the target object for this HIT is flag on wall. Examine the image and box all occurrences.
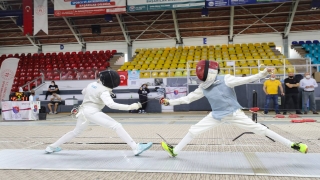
[23,0,33,35]
[34,0,48,35]
[0,58,20,108]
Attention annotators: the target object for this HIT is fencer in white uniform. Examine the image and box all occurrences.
[45,70,153,156]
[160,60,308,157]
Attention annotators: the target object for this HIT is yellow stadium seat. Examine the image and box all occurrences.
[149,64,155,69]
[263,60,272,64]
[127,65,134,70]
[168,71,175,77]
[277,68,285,74]
[260,52,266,56]
[177,64,185,69]
[142,64,149,69]
[170,63,177,68]
[135,65,141,69]
[141,57,146,61]
[147,57,153,61]
[235,69,242,75]
[141,72,150,78]
[144,61,151,65]
[156,64,163,69]
[251,69,259,74]
[242,68,250,74]
[131,61,137,65]
[159,72,167,77]
[175,71,183,77]
[138,61,144,65]
[191,70,196,76]
[151,72,158,77]
[124,62,131,66]
[278,55,285,59]
[268,42,275,47]
[158,60,165,64]
[135,49,141,53]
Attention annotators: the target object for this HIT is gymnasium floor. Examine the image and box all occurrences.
[0,111,320,180]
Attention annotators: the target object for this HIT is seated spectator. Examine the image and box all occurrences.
[45,81,60,100]
[29,90,39,101]
[48,92,62,114]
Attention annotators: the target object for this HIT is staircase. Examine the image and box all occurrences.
[292,45,307,58]
[109,54,123,70]
[271,48,307,73]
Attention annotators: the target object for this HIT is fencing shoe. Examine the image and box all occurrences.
[134,142,153,156]
[45,146,62,154]
[291,142,308,154]
[161,142,177,157]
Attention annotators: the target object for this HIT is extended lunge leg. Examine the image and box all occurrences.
[89,112,152,156]
[161,113,221,157]
[45,115,89,153]
[229,110,308,153]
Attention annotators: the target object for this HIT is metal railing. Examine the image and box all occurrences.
[21,74,45,91]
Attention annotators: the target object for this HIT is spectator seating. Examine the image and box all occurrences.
[300,41,320,64]
[0,50,116,92]
[119,42,290,78]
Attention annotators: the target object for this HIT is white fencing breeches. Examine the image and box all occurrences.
[174,109,292,154]
[50,107,137,150]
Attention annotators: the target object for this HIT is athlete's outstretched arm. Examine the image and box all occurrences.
[101,91,140,110]
[225,68,271,88]
[167,87,204,106]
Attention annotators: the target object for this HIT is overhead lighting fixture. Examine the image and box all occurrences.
[105,14,113,22]
[201,8,209,17]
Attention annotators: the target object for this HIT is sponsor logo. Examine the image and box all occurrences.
[12,106,20,114]
[208,1,214,6]
[35,5,46,16]
[129,6,135,11]
[1,69,15,81]
[174,90,179,95]
[25,6,31,12]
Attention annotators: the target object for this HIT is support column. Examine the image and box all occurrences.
[283,36,289,58]
[172,10,182,45]
[128,44,132,62]
[229,6,234,43]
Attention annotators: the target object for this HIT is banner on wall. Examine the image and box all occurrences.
[23,0,33,35]
[205,0,291,7]
[34,0,48,35]
[1,101,40,121]
[127,70,141,86]
[54,0,126,17]
[165,87,187,99]
[118,71,128,86]
[0,58,20,107]
[127,0,205,12]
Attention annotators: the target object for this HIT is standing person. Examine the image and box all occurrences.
[283,72,302,115]
[45,70,152,155]
[45,81,60,100]
[138,84,150,113]
[159,60,308,157]
[29,90,39,101]
[299,72,319,114]
[263,74,284,114]
[47,92,62,114]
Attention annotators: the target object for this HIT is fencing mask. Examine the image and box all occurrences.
[196,60,220,89]
[99,70,120,89]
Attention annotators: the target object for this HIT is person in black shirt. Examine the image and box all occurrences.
[283,72,302,115]
[138,84,150,113]
[45,81,60,100]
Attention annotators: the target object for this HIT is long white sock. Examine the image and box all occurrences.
[265,129,292,148]
[51,131,77,148]
[115,126,137,150]
[174,132,194,154]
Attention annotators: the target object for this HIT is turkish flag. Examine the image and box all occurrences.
[23,0,33,35]
[118,71,128,86]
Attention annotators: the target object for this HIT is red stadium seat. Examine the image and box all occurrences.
[54,76,60,80]
[45,53,51,56]
[89,74,95,79]
[71,52,77,55]
[46,76,53,80]
[85,51,90,55]
[26,76,33,81]
[39,53,44,57]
